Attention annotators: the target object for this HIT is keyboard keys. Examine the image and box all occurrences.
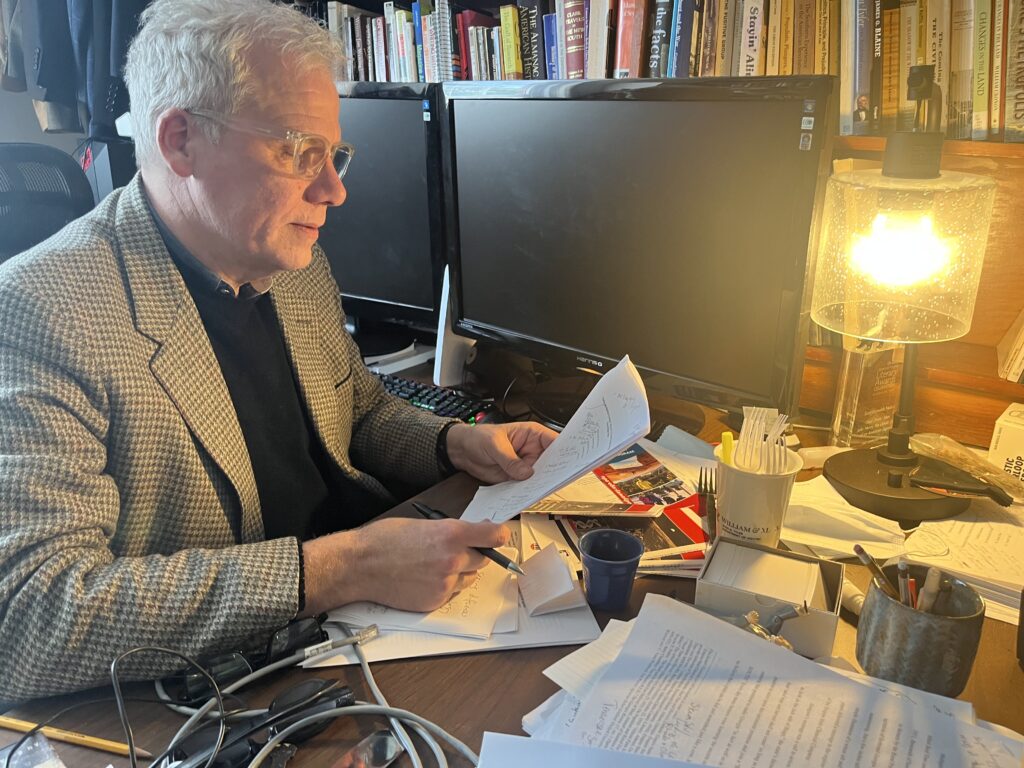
[376,373,497,424]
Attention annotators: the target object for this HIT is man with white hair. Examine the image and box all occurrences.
[0,0,555,701]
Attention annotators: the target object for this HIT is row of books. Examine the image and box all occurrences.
[840,0,1024,141]
[318,0,1024,142]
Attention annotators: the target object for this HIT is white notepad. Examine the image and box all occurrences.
[519,543,587,616]
[702,540,828,611]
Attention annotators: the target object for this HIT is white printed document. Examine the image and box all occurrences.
[558,594,1024,767]
[478,732,707,767]
[462,356,650,523]
[518,543,587,616]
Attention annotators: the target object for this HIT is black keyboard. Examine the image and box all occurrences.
[378,374,498,424]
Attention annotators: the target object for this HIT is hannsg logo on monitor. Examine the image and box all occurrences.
[575,355,606,370]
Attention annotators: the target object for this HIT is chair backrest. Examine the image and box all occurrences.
[0,143,96,263]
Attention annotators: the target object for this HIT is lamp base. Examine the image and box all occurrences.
[823,448,970,524]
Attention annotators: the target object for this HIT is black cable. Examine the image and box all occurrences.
[2,696,170,768]
[109,648,227,768]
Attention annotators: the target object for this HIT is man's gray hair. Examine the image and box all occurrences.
[124,0,345,166]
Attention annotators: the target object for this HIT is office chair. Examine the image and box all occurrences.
[0,143,95,264]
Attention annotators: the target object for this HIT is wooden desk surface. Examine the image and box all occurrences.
[3,411,1022,767]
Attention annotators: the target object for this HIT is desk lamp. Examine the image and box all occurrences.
[810,66,997,523]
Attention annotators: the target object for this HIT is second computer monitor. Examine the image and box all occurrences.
[318,83,445,340]
[442,77,836,416]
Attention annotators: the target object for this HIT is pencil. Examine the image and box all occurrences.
[411,502,526,575]
[0,715,154,760]
[853,544,901,600]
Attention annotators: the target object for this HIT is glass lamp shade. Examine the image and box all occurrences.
[811,169,996,343]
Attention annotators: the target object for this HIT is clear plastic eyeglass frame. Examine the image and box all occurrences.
[187,108,354,181]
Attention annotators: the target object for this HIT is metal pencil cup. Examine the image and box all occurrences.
[856,563,984,697]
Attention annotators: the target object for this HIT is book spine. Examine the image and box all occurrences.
[556,0,568,76]
[413,2,427,81]
[881,0,901,132]
[501,5,526,78]
[815,0,829,73]
[829,0,840,72]
[765,0,782,72]
[374,16,390,80]
[562,0,588,75]
[840,0,857,133]
[972,0,993,139]
[676,0,701,75]
[492,26,504,77]
[650,0,676,74]
[730,0,747,71]
[714,0,734,73]
[353,14,366,80]
[899,0,919,129]
[544,12,561,75]
[699,0,719,73]
[779,0,795,71]
[869,0,882,128]
[927,0,951,130]
[384,2,400,80]
[520,0,547,78]
[1007,0,1024,140]
[739,0,766,73]
[949,0,975,138]
[584,0,592,73]
[666,0,684,74]
[793,0,815,72]
[614,0,644,74]
[992,0,1008,135]
[406,18,420,80]
[436,0,455,80]
[587,0,616,75]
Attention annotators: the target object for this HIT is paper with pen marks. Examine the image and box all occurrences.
[461,356,651,523]
[330,554,513,639]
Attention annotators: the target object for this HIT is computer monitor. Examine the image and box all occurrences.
[318,82,446,356]
[440,77,836,424]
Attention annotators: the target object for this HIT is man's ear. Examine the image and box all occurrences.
[155,108,201,178]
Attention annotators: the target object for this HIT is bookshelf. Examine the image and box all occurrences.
[799,135,1024,448]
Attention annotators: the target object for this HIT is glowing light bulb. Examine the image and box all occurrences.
[849,213,952,288]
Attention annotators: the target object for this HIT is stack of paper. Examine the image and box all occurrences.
[519,593,1024,766]
[700,540,829,611]
[904,499,1024,626]
[461,356,651,523]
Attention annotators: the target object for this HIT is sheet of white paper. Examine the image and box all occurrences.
[478,733,708,767]
[655,424,716,460]
[701,541,828,610]
[782,476,907,561]
[560,594,1024,767]
[310,599,600,667]
[519,543,586,616]
[493,568,520,634]
[828,666,976,724]
[523,690,569,736]
[330,559,509,639]
[543,618,633,699]
[521,514,582,571]
[461,356,650,523]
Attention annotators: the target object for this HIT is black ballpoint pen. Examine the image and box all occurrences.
[411,501,525,575]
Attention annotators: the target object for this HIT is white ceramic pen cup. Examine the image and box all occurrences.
[712,443,802,548]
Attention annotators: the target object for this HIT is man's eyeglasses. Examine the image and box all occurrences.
[187,108,355,181]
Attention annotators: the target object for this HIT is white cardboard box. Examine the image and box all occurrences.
[695,538,843,660]
[988,403,1024,483]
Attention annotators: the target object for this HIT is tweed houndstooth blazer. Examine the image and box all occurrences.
[0,175,452,701]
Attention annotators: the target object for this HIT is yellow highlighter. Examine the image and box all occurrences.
[721,432,734,466]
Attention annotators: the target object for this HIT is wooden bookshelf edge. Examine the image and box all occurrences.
[833,135,1024,160]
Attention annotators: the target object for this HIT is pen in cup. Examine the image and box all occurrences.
[898,559,912,606]
[411,502,525,575]
[853,544,900,600]
[916,567,943,612]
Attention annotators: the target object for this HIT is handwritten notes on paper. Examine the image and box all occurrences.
[462,356,651,523]
[331,558,511,639]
